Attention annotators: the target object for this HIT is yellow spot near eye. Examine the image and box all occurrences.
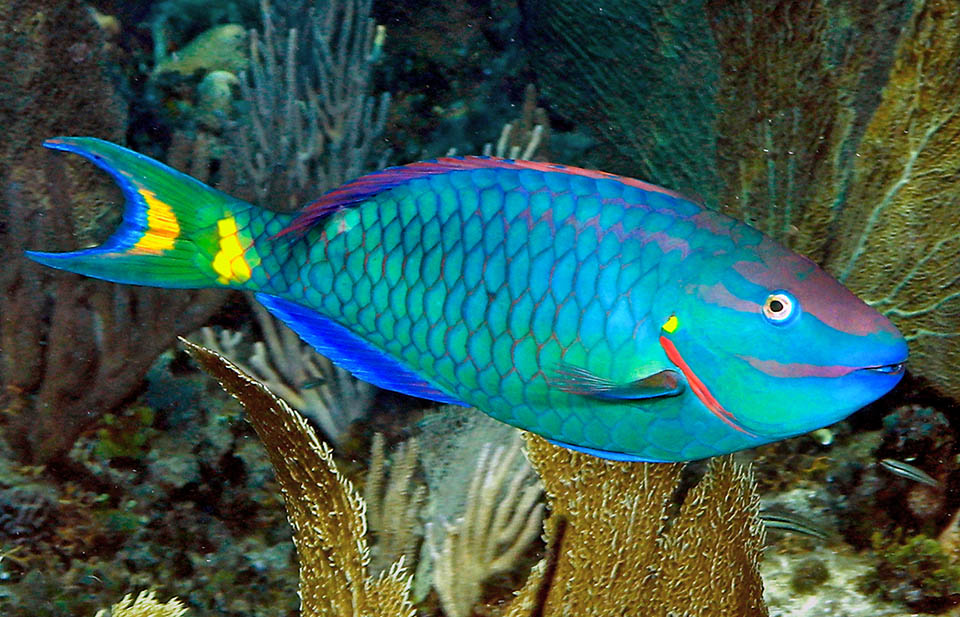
[212,216,252,284]
[132,189,180,253]
[662,315,679,333]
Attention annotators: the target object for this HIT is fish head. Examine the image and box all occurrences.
[661,236,907,440]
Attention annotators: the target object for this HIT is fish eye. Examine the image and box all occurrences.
[762,290,799,325]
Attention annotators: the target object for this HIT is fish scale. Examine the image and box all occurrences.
[26,138,908,462]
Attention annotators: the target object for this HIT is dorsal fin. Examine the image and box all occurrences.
[279,156,686,235]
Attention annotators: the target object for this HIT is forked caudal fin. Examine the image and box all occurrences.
[26,137,262,289]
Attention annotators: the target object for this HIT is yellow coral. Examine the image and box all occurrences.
[93,590,187,617]
[364,433,426,577]
[181,339,415,617]
[181,338,766,616]
[501,435,767,617]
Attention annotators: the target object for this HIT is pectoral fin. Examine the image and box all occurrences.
[550,364,684,400]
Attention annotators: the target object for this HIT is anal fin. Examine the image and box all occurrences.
[255,293,468,406]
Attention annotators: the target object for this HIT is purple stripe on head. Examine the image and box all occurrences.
[734,237,897,337]
[738,355,858,378]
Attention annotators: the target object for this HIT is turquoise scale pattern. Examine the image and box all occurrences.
[257,166,753,461]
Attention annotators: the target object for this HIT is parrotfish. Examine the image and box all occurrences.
[26,138,908,462]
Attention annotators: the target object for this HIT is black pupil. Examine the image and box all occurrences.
[769,299,784,313]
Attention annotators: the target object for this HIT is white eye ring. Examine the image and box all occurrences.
[762,291,798,325]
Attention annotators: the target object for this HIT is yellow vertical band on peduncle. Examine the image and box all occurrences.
[662,315,679,333]
[213,216,252,284]
[132,189,181,253]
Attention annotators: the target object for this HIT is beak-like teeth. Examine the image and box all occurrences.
[862,363,905,376]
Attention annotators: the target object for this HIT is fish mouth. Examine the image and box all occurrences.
[857,362,905,377]
[737,355,906,379]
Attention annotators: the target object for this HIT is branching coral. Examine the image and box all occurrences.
[232,0,390,210]
[501,435,767,617]
[175,340,769,615]
[94,590,188,617]
[192,0,389,448]
[182,338,416,617]
[364,433,426,577]
[482,85,551,161]
[428,435,544,617]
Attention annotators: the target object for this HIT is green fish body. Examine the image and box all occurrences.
[27,138,908,461]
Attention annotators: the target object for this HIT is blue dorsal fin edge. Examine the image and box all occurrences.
[254,293,468,406]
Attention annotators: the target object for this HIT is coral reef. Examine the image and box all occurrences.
[862,531,960,613]
[502,435,767,617]
[0,347,303,617]
[6,1,960,615]
[197,299,377,447]
[427,435,543,617]
[0,0,228,465]
[195,0,391,448]
[820,404,960,551]
[364,433,425,577]
[182,338,417,617]
[131,340,769,617]
[230,0,390,210]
